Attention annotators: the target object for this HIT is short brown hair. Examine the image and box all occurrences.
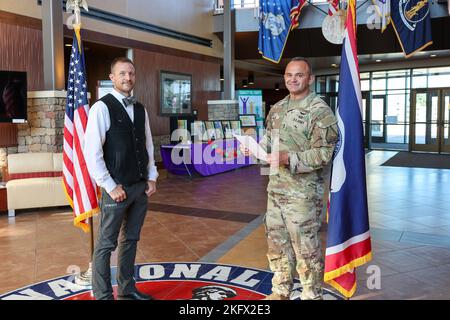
[110,57,135,73]
[288,57,313,75]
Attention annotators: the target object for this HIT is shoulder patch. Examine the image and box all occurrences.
[315,107,338,129]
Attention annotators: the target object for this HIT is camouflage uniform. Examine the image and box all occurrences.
[259,91,338,300]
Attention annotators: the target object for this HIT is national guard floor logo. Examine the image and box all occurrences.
[0,262,343,300]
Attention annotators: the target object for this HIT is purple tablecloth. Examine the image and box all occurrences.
[160,144,196,175]
[161,139,256,176]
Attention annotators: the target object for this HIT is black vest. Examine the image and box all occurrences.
[100,93,149,186]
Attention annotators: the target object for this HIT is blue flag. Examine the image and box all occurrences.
[324,0,372,298]
[391,0,432,57]
[258,0,293,63]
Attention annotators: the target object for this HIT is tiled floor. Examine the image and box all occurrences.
[1,150,450,299]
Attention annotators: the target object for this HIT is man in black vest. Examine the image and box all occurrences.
[84,57,158,300]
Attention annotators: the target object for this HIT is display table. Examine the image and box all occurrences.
[161,139,257,176]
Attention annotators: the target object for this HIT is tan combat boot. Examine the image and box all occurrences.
[263,292,289,300]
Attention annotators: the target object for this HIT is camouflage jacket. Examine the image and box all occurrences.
[259,92,338,198]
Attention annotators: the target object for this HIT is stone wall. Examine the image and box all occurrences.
[208,100,239,121]
[16,97,66,153]
[0,148,9,180]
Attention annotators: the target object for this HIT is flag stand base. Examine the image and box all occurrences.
[74,262,92,286]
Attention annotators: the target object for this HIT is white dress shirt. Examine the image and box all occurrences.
[84,89,158,193]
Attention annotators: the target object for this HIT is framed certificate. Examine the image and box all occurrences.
[192,121,208,142]
[213,120,224,140]
[204,121,216,140]
[177,119,189,142]
[238,114,257,127]
[230,120,242,136]
[221,120,233,139]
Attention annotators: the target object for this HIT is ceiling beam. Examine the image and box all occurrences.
[235,60,284,76]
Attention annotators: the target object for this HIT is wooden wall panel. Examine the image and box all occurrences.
[134,49,221,136]
[0,21,44,91]
[0,123,17,147]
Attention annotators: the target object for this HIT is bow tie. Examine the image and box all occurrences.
[123,96,137,106]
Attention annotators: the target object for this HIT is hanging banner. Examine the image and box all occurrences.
[391,0,433,57]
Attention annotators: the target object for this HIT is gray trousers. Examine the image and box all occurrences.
[92,181,148,300]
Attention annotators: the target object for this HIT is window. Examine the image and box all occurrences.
[428,67,450,88]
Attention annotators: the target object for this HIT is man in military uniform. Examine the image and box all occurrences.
[243,57,338,300]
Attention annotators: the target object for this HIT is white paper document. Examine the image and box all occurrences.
[233,134,268,162]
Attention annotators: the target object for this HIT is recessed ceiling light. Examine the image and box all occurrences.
[65,44,72,47]
[376,59,382,62]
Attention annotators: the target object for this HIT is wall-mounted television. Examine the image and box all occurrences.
[0,71,27,123]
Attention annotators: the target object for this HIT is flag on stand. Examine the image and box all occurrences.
[63,25,99,232]
[324,0,372,298]
[390,0,432,57]
[328,0,339,16]
[372,0,391,32]
[258,0,306,63]
[290,0,308,29]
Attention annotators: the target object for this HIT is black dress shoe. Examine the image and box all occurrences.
[117,291,154,300]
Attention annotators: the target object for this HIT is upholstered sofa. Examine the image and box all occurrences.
[6,152,69,216]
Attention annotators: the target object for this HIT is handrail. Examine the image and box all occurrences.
[214,0,362,13]
[214,0,259,14]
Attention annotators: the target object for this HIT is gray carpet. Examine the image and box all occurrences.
[381,152,450,169]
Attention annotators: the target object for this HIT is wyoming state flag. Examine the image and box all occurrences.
[391,0,432,57]
[324,0,372,298]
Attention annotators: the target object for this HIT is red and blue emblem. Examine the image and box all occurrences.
[0,262,342,300]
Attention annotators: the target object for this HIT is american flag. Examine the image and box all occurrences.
[328,0,339,16]
[63,26,99,232]
[289,0,307,29]
[324,0,372,298]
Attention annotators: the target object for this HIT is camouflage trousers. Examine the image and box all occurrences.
[264,192,324,300]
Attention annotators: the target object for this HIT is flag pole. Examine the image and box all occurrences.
[74,217,94,286]
[66,0,94,287]
[89,217,94,257]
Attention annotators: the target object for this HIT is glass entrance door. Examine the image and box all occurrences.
[441,89,450,153]
[410,89,450,153]
[362,91,370,148]
[370,95,386,143]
